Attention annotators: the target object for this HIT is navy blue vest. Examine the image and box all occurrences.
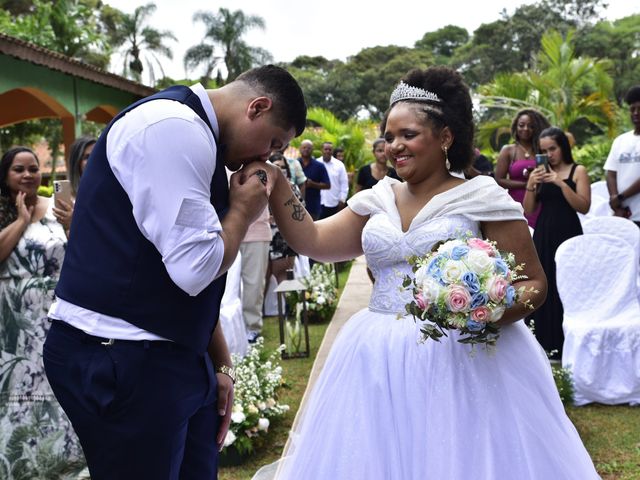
[56,86,228,353]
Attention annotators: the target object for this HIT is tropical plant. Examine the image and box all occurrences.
[476,29,618,150]
[108,2,176,85]
[293,107,374,175]
[572,137,613,181]
[184,8,271,84]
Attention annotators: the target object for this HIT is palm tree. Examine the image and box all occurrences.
[184,7,272,85]
[477,30,617,148]
[111,3,176,86]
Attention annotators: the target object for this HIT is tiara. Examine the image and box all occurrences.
[389,81,442,106]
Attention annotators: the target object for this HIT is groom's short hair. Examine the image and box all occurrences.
[235,65,307,136]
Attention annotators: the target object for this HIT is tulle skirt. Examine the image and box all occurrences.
[259,309,599,480]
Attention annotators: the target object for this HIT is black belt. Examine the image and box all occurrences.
[49,319,176,349]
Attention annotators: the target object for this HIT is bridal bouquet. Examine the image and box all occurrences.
[403,236,535,346]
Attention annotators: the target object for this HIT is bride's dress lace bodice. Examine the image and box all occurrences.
[348,176,525,314]
[364,214,478,313]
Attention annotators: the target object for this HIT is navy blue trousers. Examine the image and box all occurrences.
[43,320,219,480]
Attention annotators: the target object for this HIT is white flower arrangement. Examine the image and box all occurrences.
[291,263,338,322]
[222,338,289,455]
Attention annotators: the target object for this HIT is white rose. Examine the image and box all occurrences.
[437,239,465,255]
[231,411,246,424]
[490,306,506,322]
[414,265,429,286]
[467,249,494,275]
[258,401,267,411]
[258,418,270,431]
[441,260,467,284]
[223,430,236,447]
[421,278,442,303]
[316,296,326,305]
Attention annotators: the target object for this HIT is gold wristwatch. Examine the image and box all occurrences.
[215,365,236,384]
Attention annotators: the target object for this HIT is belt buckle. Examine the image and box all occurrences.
[100,338,115,346]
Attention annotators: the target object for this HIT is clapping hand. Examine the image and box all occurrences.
[15,191,35,226]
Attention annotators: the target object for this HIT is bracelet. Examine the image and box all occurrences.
[526,187,536,192]
[617,193,625,202]
[215,365,236,384]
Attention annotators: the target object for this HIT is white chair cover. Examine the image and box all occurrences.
[582,216,640,259]
[294,255,311,278]
[556,234,640,405]
[590,180,609,200]
[578,181,613,226]
[582,216,640,296]
[263,275,279,317]
[219,252,248,357]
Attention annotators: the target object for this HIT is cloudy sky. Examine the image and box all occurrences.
[105,0,639,80]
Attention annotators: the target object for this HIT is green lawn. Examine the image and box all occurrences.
[220,263,640,479]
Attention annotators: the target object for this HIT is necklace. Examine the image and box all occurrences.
[517,143,532,159]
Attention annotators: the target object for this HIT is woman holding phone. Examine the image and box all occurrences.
[52,136,96,234]
[524,127,591,359]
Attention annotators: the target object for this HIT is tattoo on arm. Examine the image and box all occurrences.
[284,195,306,222]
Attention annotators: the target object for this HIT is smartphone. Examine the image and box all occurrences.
[53,180,72,206]
[535,154,550,173]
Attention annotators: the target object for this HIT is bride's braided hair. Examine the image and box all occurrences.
[381,66,474,172]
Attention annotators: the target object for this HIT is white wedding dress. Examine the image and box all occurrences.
[257,176,599,480]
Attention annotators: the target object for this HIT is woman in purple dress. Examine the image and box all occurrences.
[495,109,550,228]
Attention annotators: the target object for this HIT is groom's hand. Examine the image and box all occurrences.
[216,373,234,451]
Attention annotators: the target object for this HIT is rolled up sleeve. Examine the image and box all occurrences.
[107,102,225,296]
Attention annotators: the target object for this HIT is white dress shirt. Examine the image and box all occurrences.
[320,157,349,208]
[49,84,225,340]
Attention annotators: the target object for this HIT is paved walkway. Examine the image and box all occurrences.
[283,255,371,455]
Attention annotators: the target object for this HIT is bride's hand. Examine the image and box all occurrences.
[240,161,283,196]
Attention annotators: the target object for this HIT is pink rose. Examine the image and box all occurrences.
[415,292,428,310]
[445,285,471,312]
[487,276,508,302]
[471,306,491,323]
[467,238,496,257]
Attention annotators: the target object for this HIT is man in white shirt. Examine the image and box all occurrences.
[43,66,306,479]
[605,85,640,226]
[319,141,349,219]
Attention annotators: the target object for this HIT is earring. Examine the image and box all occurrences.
[443,145,450,170]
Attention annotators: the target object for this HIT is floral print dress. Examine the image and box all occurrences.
[0,199,84,475]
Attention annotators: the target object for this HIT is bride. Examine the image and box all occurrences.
[248,66,599,479]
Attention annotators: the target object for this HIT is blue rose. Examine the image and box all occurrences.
[461,272,480,293]
[427,256,444,282]
[470,292,489,308]
[451,245,469,261]
[494,259,509,276]
[466,319,484,331]
[505,286,516,307]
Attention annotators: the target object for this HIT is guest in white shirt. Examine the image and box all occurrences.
[320,141,349,219]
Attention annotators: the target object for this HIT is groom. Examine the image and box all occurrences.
[43,65,306,479]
